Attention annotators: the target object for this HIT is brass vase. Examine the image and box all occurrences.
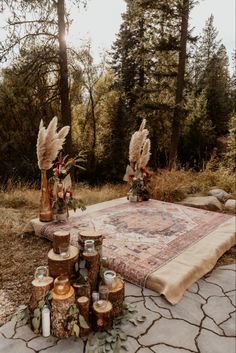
[39,169,53,222]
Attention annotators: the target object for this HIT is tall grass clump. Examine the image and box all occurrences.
[0,180,40,209]
[151,167,235,202]
[74,183,127,206]
[151,169,193,202]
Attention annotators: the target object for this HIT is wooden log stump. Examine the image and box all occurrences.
[51,286,75,338]
[28,277,54,314]
[77,296,90,337]
[73,282,91,300]
[92,300,113,331]
[79,230,103,256]
[83,250,100,291]
[53,231,70,254]
[108,278,125,317]
[48,245,79,279]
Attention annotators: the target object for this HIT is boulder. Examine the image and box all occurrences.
[224,199,236,213]
[179,196,223,212]
[208,188,230,203]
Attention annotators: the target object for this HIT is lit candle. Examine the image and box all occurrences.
[42,306,50,337]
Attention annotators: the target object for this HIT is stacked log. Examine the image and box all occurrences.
[78,230,103,256]
[48,245,79,278]
[77,296,90,337]
[28,277,54,314]
[53,230,70,254]
[83,250,100,291]
[92,300,113,331]
[72,282,91,300]
[108,278,125,317]
[51,286,75,338]
[29,225,126,337]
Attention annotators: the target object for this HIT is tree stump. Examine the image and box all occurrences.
[48,245,79,278]
[28,277,54,314]
[73,282,91,300]
[51,286,75,338]
[108,278,125,317]
[83,250,100,291]
[92,300,113,331]
[79,230,103,256]
[53,230,70,254]
[77,296,90,337]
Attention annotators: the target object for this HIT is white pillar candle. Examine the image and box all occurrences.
[42,306,50,337]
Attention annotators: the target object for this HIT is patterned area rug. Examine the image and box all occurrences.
[41,200,231,286]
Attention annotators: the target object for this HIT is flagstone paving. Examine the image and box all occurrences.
[0,264,235,353]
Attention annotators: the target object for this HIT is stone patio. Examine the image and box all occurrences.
[0,264,235,353]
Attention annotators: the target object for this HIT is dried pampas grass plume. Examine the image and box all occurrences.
[129,119,149,164]
[37,116,70,170]
[138,138,151,169]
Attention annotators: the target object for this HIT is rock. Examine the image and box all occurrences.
[224,199,236,213]
[208,189,230,203]
[179,196,223,212]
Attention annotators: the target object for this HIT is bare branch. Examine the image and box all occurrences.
[7,19,57,26]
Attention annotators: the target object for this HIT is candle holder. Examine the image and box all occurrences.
[104,270,116,289]
[54,275,71,296]
[129,194,137,202]
[101,256,109,268]
[34,266,49,283]
[99,285,109,301]
[92,291,99,303]
[84,240,95,253]
[95,299,107,309]
[58,243,70,258]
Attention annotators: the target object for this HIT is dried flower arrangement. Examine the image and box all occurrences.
[51,153,86,219]
[123,119,152,201]
[36,116,85,221]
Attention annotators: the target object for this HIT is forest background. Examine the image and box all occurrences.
[0,0,235,186]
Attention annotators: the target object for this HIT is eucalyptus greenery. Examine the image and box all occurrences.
[11,304,29,328]
[63,304,89,338]
[31,290,52,334]
[87,302,146,353]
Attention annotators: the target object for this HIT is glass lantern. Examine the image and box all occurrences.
[92,291,99,303]
[34,266,49,283]
[101,256,109,268]
[84,239,95,253]
[54,275,71,296]
[58,243,70,258]
[99,285,109,301]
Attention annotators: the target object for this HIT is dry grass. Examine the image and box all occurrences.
[0,206,51,325]
[0,171,235,325]
[0,183,127,210]
[74,183,127,205]
[0,183,127,325]
[151,167,236,202]
[0,181,40,209]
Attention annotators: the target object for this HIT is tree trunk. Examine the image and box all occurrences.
[57,0,72,154]
[89,90,97,174]
[168,0,190,170]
